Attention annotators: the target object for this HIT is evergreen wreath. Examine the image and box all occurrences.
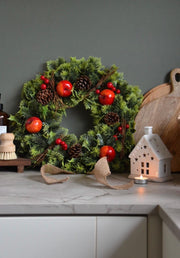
[10,57,143,173]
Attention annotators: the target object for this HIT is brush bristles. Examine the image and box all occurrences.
[0,152,17,160]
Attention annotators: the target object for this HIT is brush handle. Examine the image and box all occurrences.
[0,133,16,152]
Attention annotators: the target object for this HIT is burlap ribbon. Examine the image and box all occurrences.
[40,157,133,190]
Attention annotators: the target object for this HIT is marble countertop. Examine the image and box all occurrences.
[0,170,179,240]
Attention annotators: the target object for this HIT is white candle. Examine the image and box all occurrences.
[134,174,148,184]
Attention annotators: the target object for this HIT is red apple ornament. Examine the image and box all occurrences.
[56,80,73,97]
[100,146,116,162]
[25,117,43,133]
[99,89,115,105]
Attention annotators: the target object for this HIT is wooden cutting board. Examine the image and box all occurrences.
[134,68,180,172]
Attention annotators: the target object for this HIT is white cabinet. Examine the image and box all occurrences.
[97,216,147,258]
[162,222,180,258]
[0,216,147,258]
[0,216,96,258]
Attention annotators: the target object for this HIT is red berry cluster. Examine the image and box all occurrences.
[113,124,130,140]
[107,82,120,94]
[40,75,50,90]
[96,82,120,95]
[55,138,68,150]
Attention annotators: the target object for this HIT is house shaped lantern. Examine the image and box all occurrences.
[129,126,172,182]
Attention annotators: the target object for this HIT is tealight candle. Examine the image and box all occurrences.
[134,174,148,184]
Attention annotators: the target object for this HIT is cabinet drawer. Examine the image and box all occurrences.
[97,216,147,258]
[0,216,96,258]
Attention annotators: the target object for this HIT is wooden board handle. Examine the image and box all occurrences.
[170,68,180,90]
[140,68,180,108]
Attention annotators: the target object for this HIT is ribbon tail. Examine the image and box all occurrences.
[40,164,72,184]
[91,157,133,190]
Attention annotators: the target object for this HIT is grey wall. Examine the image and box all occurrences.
[0,0,179,116]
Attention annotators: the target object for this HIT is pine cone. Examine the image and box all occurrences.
[36,89,54,105]
[75,75,92,91]
[104,112,119,125]
[68,143,82,158]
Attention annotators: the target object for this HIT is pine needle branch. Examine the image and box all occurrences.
[33,142,56,166]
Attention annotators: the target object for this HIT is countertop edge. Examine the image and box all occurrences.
[158,205,180,241]
[0,204,156,216]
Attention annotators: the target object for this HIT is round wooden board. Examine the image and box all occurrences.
[134,68,180,172]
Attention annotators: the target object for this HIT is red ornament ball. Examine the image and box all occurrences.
[40,84,47,90]
[55,138,62,145]
[116,89,121,94]
[100,145,116,162]
[126,124,130,129]
[62,143,68,150]
[60,141,66,146]
[118,126,123,132]
[113,135,118,141]
[107,82,114,89]
[99,89,115,105]
[40,75,45,81]
[96,89,100,94]
[44,78,50,84]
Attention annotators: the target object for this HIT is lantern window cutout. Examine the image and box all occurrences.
[164,164,166,173]
[129,126,172,182]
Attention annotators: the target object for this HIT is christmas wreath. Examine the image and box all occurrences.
[10,57,142,173]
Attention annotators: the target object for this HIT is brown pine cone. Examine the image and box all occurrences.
[68,143,82,158]
[75,75,92,91]
[104,112,119,125]
[36,89,54,105]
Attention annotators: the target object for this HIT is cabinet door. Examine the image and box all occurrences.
[97,216,147,258]
[0,216,96,258]
[162,222,180,258]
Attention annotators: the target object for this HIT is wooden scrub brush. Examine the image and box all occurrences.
[0,133,17,160]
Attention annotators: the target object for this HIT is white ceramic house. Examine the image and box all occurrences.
[129,126,172,182]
